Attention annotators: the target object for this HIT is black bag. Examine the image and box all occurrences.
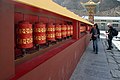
[112,28,118,36]
[91,35,97,40]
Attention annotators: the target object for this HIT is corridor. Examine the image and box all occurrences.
[70,31,120,80]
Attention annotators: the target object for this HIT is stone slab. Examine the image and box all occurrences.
[107,58,116,64]
[114,57,120,64]
[111,69,120,78]
[109,63,119,70]
[84,68,111,79]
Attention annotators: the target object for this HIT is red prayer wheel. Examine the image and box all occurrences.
[70,25,73,36]
[66,25,71,37]
[61,24,67,38]
[33,22,46,44]
[16,21,33,48]
[47,23,56,41]
[55,24,62,39]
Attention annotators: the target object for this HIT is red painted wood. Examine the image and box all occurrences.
[29,15,38,23]
[0,1,91,80]
[72,21,79,39]
[0,1,15,80]
[39,16,49,23]
[10,35,91,80]
[49,18,55,23]
[15,12,24,24]
[10,40,75,80]
[14,2,73,22]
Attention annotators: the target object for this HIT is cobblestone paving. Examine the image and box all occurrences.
[70,38,120,80]
[70,40,112,80]
[103,39,120,79]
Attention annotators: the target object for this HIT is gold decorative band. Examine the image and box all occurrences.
[47,28,55,31]
[56,27,61,31]
[17,38,33,44]
[34,36,46,40]
[47,34,55,38]
[62,32,66,35]
[61,27,66,30]
[56,32,61,36]
[17,28,32,34]
[34,28,46,32]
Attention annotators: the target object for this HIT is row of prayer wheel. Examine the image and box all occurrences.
[16,21,73,49]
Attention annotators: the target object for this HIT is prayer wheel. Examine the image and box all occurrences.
[33,22,46,44]
[70,25,73,36]
[61,24,67,38]
[66,25,71,37]
[47,23,56,41]
[16,21,33,48]
[55,24,62,39]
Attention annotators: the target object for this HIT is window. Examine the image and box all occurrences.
[113,24,118,27]
[113,20,119,22]
[100,23,105,30]
[101,20,106,22]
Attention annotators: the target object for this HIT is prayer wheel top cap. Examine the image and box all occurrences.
[81,0,97,6]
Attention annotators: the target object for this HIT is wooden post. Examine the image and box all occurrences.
[0,0,15,80]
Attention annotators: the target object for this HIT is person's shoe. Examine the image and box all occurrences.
[95,52,98,54]
[106,48,111,50]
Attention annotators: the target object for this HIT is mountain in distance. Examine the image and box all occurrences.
[53,0,120,17]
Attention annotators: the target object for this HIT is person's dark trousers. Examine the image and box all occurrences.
[93,39,98,54]
[107,38,112,49]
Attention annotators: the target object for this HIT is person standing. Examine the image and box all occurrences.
[106,23,114,50]
[90,23,100,54]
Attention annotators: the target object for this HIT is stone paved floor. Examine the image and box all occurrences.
[70,31,120,80]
